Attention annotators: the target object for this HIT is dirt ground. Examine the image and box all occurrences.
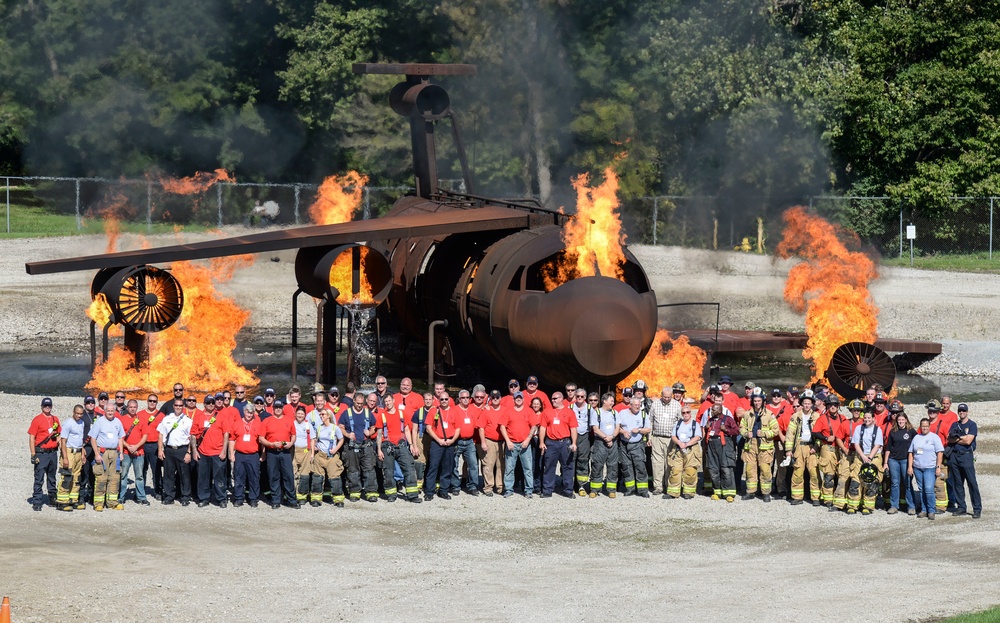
[1,231,999,622]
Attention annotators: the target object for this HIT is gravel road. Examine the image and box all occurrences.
[1,232,999,622]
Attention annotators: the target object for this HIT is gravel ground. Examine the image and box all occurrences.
[2,233,1000,621]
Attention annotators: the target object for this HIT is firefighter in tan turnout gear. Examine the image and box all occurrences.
[739,388,778,502]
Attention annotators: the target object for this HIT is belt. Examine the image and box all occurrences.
[236,450,258,456]
[652,433,672,438]
[34,447,57,453]
[99,447,117,452]
[548,437,569,442]
[68,448,83,453]
[166,444,188,449]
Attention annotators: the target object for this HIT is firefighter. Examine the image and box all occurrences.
[56,404,87,511]
[291,405,316,506]
[850,409,884,514]
[570,390,597,496]
[89,406,125,511]
[618,396,651,497]
[833,399,865,512]
[784,390,820,505]
[809,393,843,507]
[704,403,740,501]
[739,388,778,502]
[588,393,620,498]
[310,407,346,507]
[376,395,422,503]
[665,404,702,499]
[338,392,379,502]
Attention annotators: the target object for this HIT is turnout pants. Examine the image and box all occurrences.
[589,440,619,494]
[31,450,58,505]
[834,451,854,509]
[267,449,296,505]
[426,442,456,495]
[574,431,592,492]
[292,448,313,503]
[649,435,671,494]
[789,445,820,501]
[197,454,227,504]
[381,441,419,500]
[847,455,883,511]
[541,438,573,495]
[817,444,839,504]
[453,438,480,492]
[774,447,789,496]
[344,442,378,501]
[666,444,702,497]
[92,449,120,507]
[233,452,261,503]
[480,438,505,494]
[310,451,345,504]
[742,439,774,495]
[619,440,649,494]
[706,438,736,498]
[56,449,84,506]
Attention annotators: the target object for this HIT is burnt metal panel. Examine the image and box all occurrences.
[25,207,532,275]
[675,329,942,355]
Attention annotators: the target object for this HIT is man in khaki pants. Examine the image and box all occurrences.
[89,406,125,511]
[665,404,702,499]
[649,384,684,495]
[57,404,88,510]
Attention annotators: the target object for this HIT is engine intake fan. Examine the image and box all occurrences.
[825,341,896,400]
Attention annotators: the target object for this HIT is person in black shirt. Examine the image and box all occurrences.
[948,404,981,518]
[884,412,916,515]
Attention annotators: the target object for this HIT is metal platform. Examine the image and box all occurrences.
[674,329,942,355]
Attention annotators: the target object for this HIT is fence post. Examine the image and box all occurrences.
[990,197,994,260]
[899,207,903,258]
[75,179,82,231]
[294,185,300,225]
[146,182,153,233]
[363,187,370,220]
[5,177,9,234]
[651,196,658,245]
[216,183,223,228]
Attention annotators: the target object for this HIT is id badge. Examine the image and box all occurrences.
[104,431,115,440]
[916,449,923,455]
[553,419,560,425]
[464,418,471,424]
[243,434,251,442]
[443,423,449,429]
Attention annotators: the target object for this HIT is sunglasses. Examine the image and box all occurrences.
[376,381,386,385]
[509,383,519,388]
[115,395,126,399]
[185,399,196,403]
[173,388,183,392]
[235,391,245,395]
[147,399,157,403]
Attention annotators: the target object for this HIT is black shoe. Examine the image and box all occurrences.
[483,491,494,497]
[742,494,755,501]
[271,503,281,509]
[559,491,575,499]
[449,489,461,496]
[810,500,821,506]
[682,494,694,500]
[407,496,422,504]
[334,501,344,507]
[973,512,982,519]
[249,501,259,508]
[790,499,803,506]
[385,496,397,503]
[437,492,452,500]
[365,497,377,503]
[197,501,210,508]
[539,493,553,498]
[218,502,227,509]
[424,495,434,502]
[465,489,480,496]
[310,501,322,507]
[623,489,635,497]
[234,501,244,508]
[763,495,772,503]
[139,500,151,506]
[290,502,301,509]
[32,503,42,512]
[180,500,190,507]
[162,499,175,505]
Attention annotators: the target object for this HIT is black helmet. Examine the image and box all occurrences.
[889,400,904,414]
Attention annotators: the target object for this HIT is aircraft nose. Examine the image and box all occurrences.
[570,299,647,376]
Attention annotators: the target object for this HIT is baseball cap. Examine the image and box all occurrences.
[253,396,265,404]
[719,375,733,384]
[958,403,969,412]
[41,397,53,407]
[622,387,633,397]
[265,388,275,395]
[508,379,519,387]
[214,392,225,400]
[771,388,782,396]
[273,398,285,409]
[98,391,109,400]
[329,386,340,395]
[744,381,756,390]
[787,386,799,395]
[84,395,96,404]
[513,391,523,399]
[526,375,538,384]
[204,395,215,404]
[671,382,686,393]
[708,385,721,396]
[489,389,502,399]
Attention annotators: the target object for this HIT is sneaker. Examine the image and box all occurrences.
[917,511,927,518]
[928,513,936,520]
[907,508,916,516]
[608,492,616,499]
[763,495,771,503]
[111,503,124,511]
[138,500,150,506]
[503,492,514,499]
[887,507,898,515]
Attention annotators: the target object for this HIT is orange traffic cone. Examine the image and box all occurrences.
[0,595,10,623]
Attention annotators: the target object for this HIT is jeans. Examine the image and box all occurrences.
[504,442,534,494]
[118,452,147,502]
[452,438,480,492]
[887,457,913,510]
[914,467,937,515]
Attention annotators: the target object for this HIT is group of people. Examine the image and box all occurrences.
[27,374,983,520]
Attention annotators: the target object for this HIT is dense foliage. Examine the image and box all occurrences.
[2,0,1000,231]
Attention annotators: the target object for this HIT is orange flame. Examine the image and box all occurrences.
[621,331,706,400]
[86,293,115,330]
[776,206,879,384]
[87,255,258,393]
[329,248,375,306]
[542,168,627,291]
[159,168,235,195]
[309,171,368,225]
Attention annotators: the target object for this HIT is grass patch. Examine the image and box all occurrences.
[0,203,210,238]
[938,606,1000,622]
[881,254,1000,273]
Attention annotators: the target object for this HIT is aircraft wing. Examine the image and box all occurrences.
[26,206,533,275]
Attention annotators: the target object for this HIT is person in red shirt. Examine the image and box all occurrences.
[522,375,551,410]
[614,387,633,413]
[735,382,756,417]
[28,397,61,511]
[833,399,865,512]
[926,399,958,514]
[500,392,538,498]
[192,394,230,508]
[449,390,481,495]
[477,389,506,496]
[500,379,520,409]
[376,395,421,502]
[260,404,297,509]
[423,394,460,501]
[717,376,741,415]
[230,403,264,507]
[141,394,165,500]
[394,377,424,424]
[539,392,578,498]
[117,399,150,506]
[810,394,843,507]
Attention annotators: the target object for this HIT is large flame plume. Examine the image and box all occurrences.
[159,168,235,194]
[329,247,375,306]
[621,331,706,400]
[542,168,627,291]
[309,171,368,225]
[88,255,258,393]
[776,206,879,384]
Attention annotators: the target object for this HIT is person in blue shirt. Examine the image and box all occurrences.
[947,404,981,519]
[908,418,944,520]
[57,404,87,510]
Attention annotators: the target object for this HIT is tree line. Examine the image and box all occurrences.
[3,0,1000,236]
